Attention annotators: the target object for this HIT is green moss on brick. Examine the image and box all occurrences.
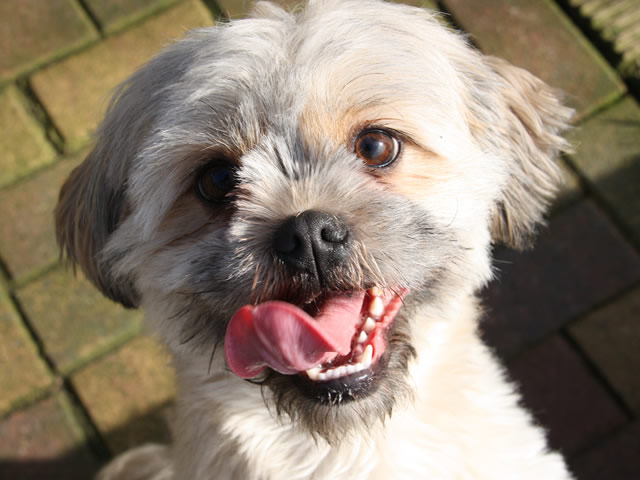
[30,0,213,151]
[16,268,143,374]
[0,292,52,417]
[0,86,57,188]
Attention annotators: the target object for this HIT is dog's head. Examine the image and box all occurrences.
[55,0,572,442]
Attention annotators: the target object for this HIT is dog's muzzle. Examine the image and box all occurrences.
[224,209,406,401]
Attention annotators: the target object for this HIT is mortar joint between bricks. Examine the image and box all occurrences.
[16,78,65,154]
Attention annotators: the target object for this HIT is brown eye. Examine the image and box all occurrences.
[197,162,237,203]
[354,129,400,167]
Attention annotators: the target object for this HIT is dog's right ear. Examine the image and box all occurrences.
[54,64,163,308]
[56,141,140,308]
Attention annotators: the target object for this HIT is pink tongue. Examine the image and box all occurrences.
[224,294,365,378]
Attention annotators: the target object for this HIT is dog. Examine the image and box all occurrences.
[55,1,575,478]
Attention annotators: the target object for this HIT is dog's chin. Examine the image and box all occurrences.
[242,288,417,444]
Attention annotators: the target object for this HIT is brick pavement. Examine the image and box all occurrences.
[0,1,639,478]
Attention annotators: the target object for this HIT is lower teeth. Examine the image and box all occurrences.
[306,344,373,381]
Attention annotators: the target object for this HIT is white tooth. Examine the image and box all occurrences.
[318,372,327,381]
[306,367,321,381]
[363,317,376,333]
[346,365,356,375]
[336,366,347,378]
[368,286,383,297]
[369,296,384,319]
[359,345,373,367]
[357,331,368,343]
[324,369,335,380]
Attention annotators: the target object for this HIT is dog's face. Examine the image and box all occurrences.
[56,0,571,442]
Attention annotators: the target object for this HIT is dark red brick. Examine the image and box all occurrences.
[481,199,640,359]
[442,0,625,118]
[0,393,99,480]
[507,335,627,455]
[570,287,640,414]
[570,420,640,480]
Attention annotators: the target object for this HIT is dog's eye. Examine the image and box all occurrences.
[354,129,400,168]
[197,162,237,203]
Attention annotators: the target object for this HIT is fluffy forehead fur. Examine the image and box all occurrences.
[56,0,572,451]
[57,0,569,304]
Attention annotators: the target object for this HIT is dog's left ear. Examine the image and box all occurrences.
[475,56,573,249]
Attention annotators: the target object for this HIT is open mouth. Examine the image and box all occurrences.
[224,286,406,388]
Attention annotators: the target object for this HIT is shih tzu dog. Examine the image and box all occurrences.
[55,0,575,478]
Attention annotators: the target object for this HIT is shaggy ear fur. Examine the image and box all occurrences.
[55,52,175,308]
[55,145,139,308]
[479,56,573,249]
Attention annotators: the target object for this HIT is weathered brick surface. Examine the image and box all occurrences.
[570,419,640,480]
[0,292,52,417]
[554,157,584,210]
[0,0,98,81]
[392,0,439,11]
[507,335,627,455]
[84,0,182,34]
[0,393,99,480]
[482,200,640,359]
[0,153,83,281]
[570,287,640,414]
[0,85,56,188]
[442,0,626,118]
[218,0,437,18]
[71,336,175,454]
[30,0,213,151]
[569,96,640,246]
[16,268,143,374]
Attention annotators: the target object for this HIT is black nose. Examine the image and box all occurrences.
[273,210,350,279]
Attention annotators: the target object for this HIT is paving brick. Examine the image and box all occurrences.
[482,199,640,359]
[442,0,625,118]
[0,86,57,188]
[570,287,640,414]
[0,153,83,282]
[217,0,306,17]
[392,0,438,9]
[218,0,437,18]
[15,268,143,374]
[568,96,640,246]
[0,292,52,417]
[554,157,584,210]
[0,392,98,480]
[30,0,213,151]
[570,419,640,480]
[71,336,175,454]
[0,0,97,82]
[507,335,627,455]
[84,0,182,34]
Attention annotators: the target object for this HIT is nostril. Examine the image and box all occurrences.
[274,221,302,255]
[320,223,347,244]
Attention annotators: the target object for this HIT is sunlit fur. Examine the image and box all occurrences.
[55,1,575,479]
